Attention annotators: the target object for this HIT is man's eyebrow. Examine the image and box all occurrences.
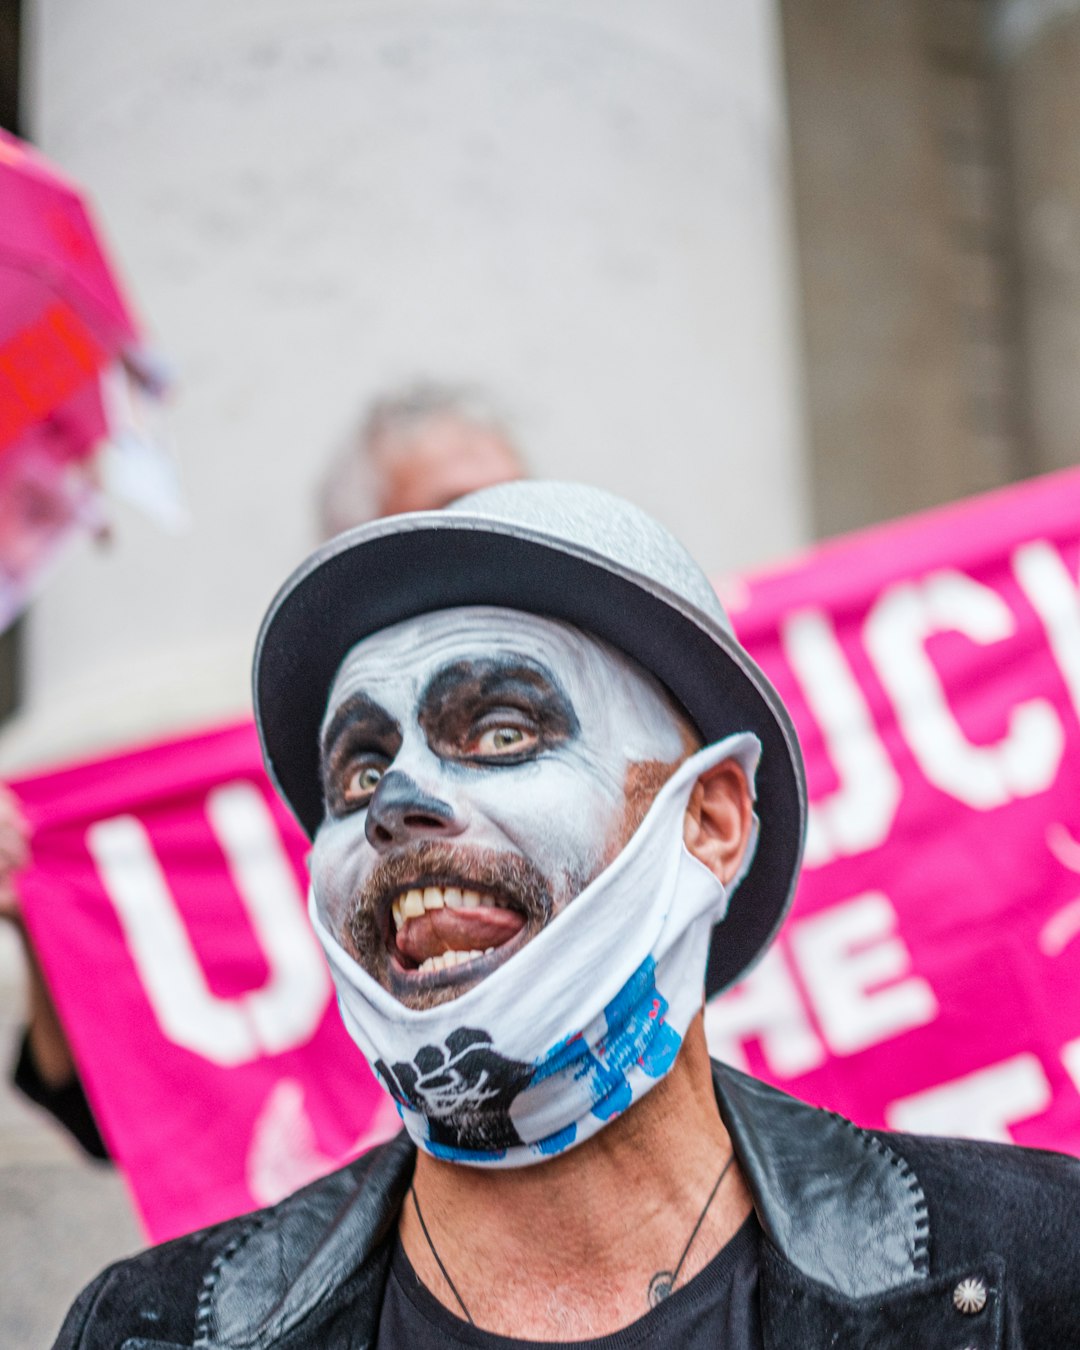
[320,693,400,761]
[419,658,580,736]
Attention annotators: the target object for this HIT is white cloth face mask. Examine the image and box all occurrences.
[311,733,760,1167]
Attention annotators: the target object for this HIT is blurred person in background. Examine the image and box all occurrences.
[5,379,525,1161]
[318,380,525,534]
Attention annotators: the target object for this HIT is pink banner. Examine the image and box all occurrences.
[16,465,1080,1240]
[708,465,1080,1150]
[15,723,399,1241]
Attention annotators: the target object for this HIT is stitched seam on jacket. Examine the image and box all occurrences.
[249,1153,408,1346]
[829,1110,931,1279]
[194,1216,266,1350]
[198,1147,398,1349]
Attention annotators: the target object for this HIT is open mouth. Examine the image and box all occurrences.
[382,877,538,999]
[390,884,526,976]
[344,843,554,1005]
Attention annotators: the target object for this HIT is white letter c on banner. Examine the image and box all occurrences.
[864,570,1063,810]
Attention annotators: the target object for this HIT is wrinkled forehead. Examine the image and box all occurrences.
[323,605,689,757]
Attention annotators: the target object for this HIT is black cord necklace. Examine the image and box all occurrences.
[410,1185,476,1326]
[409,1151,735,1327]
[647,1152,735,1306]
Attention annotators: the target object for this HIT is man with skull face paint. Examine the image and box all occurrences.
[55,483,1080,1349]
[312,605,754,1175]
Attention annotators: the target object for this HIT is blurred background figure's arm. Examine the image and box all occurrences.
[0,785,108,1159]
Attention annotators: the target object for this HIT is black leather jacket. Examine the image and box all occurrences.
[53,1062,1080,1348]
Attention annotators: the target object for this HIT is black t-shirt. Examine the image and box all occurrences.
[375,1212,762,1349]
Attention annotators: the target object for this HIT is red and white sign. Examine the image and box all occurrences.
[17,465,1080,1240]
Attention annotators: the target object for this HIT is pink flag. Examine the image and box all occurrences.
[15,722,398,1241]
[708,465,1080,1149]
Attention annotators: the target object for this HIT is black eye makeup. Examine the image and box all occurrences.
[419,658,578,764]
[320,695,402,815]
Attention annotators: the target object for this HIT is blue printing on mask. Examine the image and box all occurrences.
[411,960,682,1163]
[531,957,682,1125]
[533,1123,578,1156]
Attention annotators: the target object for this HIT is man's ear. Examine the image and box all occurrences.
[682,757,754,885]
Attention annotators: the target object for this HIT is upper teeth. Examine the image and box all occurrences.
[392,887,509,930]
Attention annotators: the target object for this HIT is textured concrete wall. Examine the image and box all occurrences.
[10,0,808,765]
[994,0,1080,475]
[780,0,1023,539]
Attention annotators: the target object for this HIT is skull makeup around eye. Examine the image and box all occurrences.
[309,606,697,1009]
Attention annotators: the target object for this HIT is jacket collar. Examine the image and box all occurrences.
[202,1063,929,1348]
[712,1062,928,1298]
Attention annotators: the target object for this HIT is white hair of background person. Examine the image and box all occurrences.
[316,380,522,538]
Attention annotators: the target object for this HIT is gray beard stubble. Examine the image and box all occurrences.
[343,840,581,983]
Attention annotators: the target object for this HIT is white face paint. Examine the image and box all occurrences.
[310,606,692,1010]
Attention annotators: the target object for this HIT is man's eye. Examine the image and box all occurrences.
[473,726,537,756]
[343,762,385,803]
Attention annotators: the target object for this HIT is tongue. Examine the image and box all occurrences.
[397,907,525,965]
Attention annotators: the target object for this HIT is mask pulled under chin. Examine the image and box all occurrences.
[310,733,760,1167]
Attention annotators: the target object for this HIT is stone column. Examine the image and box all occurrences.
[993,0,1080,476]
[780,0,1026,540]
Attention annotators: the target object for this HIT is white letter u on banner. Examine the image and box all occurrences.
[87,782,332,1067]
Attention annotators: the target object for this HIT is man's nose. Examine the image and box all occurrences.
[364,770,466,849]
